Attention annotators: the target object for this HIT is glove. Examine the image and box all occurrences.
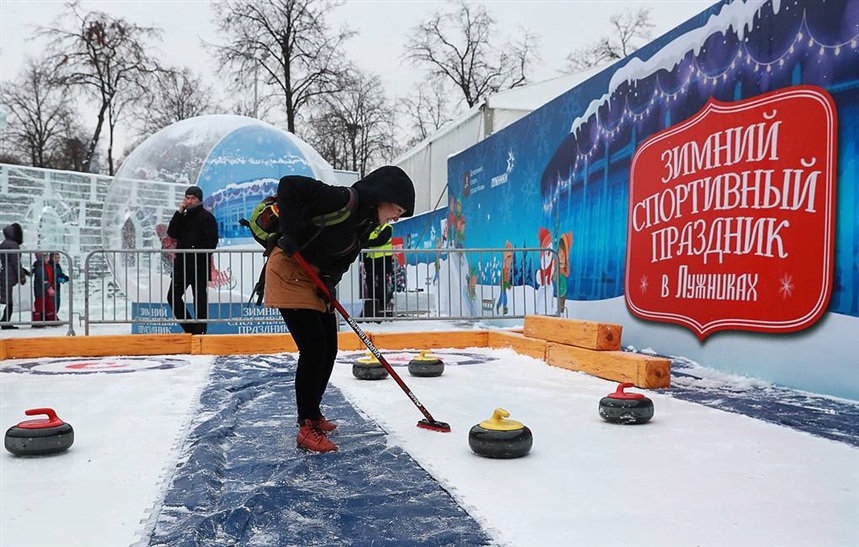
[317,274,337,313]
[277,235,298,257]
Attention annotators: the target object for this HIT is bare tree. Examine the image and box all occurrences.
[563,8,654,73]
[132,67,215,136]
[39,0,163,174]
[0,59,75,168]
[304,69,397,176]
[398,79,454,148]
[50,120,91,172]
[211,0,354,133]
[404,0,539,109]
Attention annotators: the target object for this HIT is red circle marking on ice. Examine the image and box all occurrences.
[66,361,128,370]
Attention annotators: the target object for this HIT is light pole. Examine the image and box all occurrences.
[345,122,361,173]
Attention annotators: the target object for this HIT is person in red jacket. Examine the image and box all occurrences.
[31,252,56,327]
[265,166,415,453]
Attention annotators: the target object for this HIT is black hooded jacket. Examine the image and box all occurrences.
[277,166,415,283]
[1,223,25,296]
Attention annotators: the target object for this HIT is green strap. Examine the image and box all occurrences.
[309,188,356,227]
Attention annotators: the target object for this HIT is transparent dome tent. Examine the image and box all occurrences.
[101,114,336,303]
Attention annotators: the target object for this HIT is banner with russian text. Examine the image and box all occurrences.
[626,86,837,338]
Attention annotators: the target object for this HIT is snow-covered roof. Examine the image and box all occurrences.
[394,66,608,165]
[485,65,607,111]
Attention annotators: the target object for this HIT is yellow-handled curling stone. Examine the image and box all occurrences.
[408,350,445,377]
[5,408,75,456]
[352,351,389,380]
[598,382,654,424]
[468,408,533,459]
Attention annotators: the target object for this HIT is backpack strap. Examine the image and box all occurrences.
[309,188,357,228]
[249,237,280,306]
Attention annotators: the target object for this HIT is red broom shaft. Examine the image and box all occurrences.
[293,251,442,425]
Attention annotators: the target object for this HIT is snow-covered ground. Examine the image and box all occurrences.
[1,342,857,547]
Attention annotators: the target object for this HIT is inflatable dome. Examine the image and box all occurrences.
[101,115,336,300]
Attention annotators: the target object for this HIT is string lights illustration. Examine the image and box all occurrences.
[553,6,859,191]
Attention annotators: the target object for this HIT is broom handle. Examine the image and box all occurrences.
[292,251,441,424]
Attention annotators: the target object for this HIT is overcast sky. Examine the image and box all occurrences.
[0,0,713,151]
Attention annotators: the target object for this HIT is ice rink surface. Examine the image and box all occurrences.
[1,347,858,547]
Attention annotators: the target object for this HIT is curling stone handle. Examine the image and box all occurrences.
[18,408,65,429]
[25,408,59,421]
[613,383,635,396]
[608,382,645,400]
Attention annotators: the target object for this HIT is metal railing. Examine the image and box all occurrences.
[1,246,559,336]
[1,249,76,335]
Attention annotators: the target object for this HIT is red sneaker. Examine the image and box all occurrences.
[315,416,337,433]
[297,420,337,453]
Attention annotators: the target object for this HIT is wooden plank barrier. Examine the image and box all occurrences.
[338,331,367,351]
[4,334,193,359]
[487,330,547,361]
[195,333,298,356]
[0,339,7,360]
[524,315,622,351]
[370,330,488,351]
[545,342,670,389]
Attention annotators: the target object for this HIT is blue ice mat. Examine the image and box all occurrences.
[665,355,859,447]
[147,354,491,547]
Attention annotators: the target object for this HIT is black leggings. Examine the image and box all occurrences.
[279,308,338,423]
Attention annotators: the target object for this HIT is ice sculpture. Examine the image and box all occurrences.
[101,115,336,302]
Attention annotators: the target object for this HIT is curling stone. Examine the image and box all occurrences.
[408,350,445,377]
[5,408,75,456]
[468,408,532,459]
[352,351,389,380]
[598,382,654,424]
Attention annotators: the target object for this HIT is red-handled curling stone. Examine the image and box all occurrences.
[468,408,532,459]
[352,351,388,380]
[5,408,75,456]
[599,382,654,424]
[408,350,444,377]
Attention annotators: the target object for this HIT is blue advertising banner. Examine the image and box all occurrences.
[396,0,859,399]
[131,303,288,335]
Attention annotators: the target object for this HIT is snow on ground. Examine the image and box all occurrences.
[1,344,857,547]
[332,348,859,547]
[0,355,214,547]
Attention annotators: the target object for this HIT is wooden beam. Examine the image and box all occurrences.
[487,330,547,361]
[524,315,622,351]
[196,334,297,356]
[338,331,367,351]
[0,339,7,360]
[5,334,192,359]
[370,330,488,351]
[545,342,670,389]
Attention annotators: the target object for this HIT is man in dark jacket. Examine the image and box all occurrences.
[166,186,219,334]
[265,165,415,453]
[0,223,27,329]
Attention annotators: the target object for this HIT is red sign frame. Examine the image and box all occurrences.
[625,86,837,340]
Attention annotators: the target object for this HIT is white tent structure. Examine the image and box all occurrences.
[395,66,605,215]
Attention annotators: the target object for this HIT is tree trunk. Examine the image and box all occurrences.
[84,102,108,173]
